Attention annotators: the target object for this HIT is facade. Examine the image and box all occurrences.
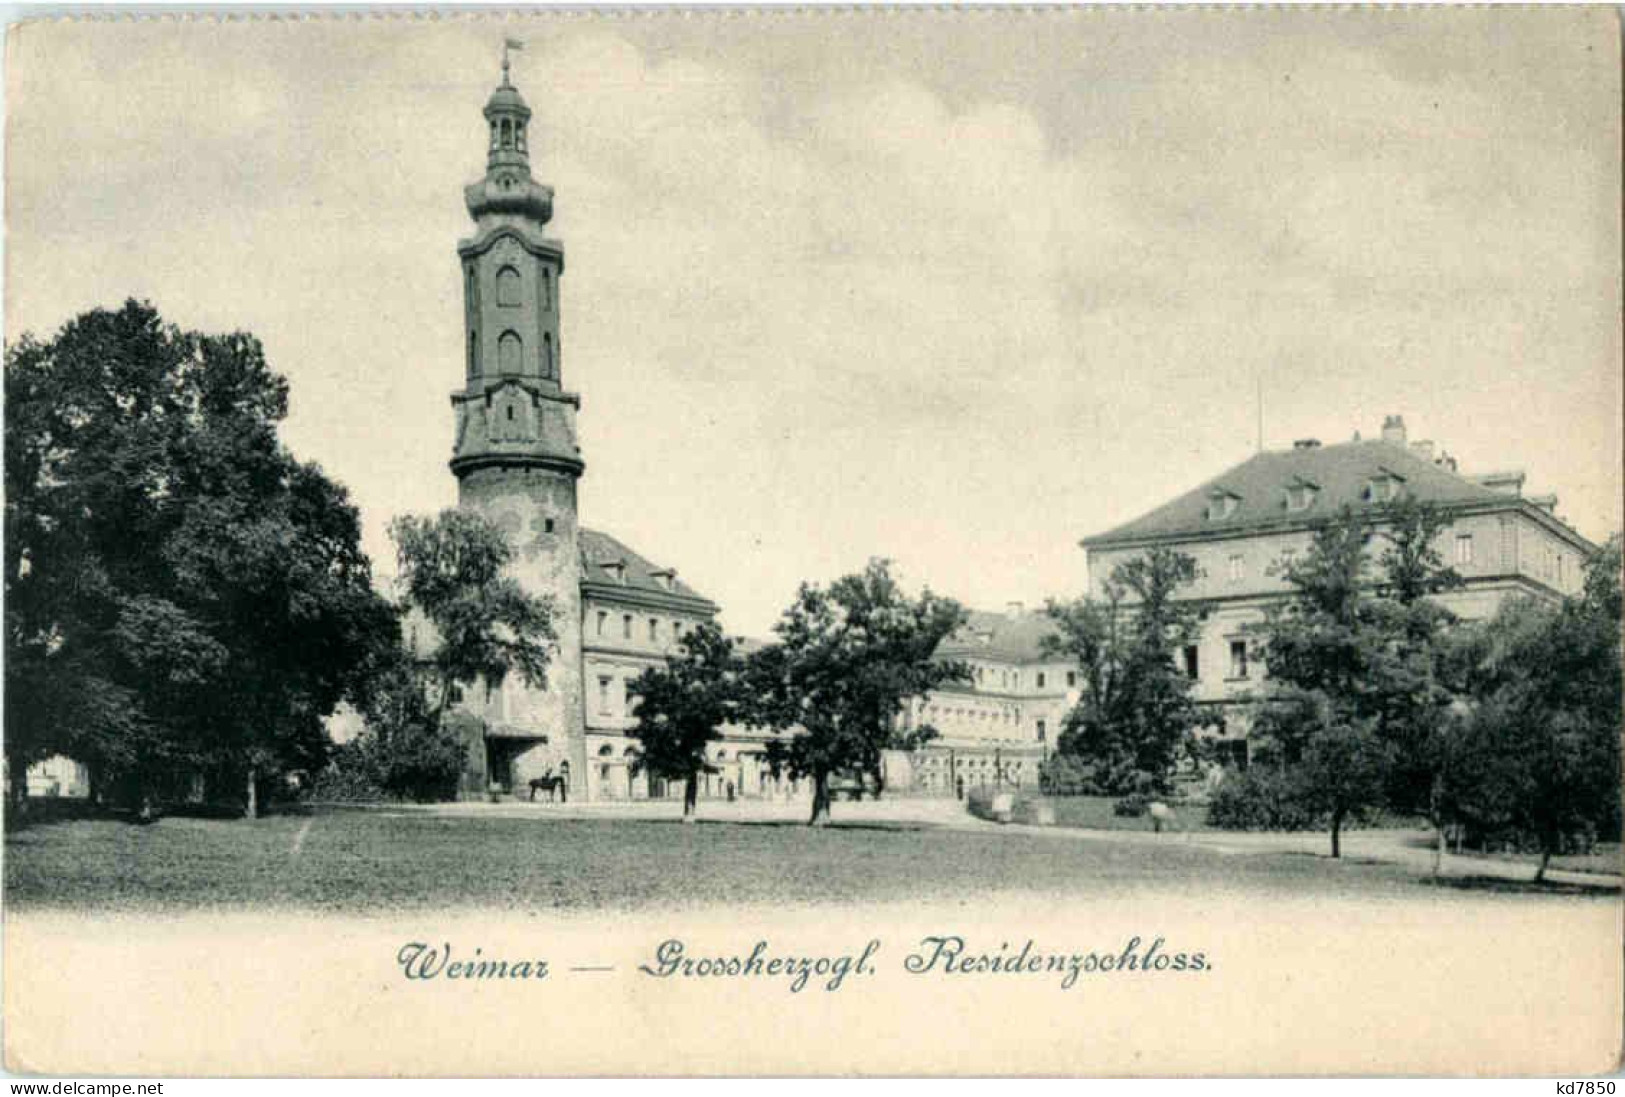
[883,606,1071,794]
[1079,415,1598,764]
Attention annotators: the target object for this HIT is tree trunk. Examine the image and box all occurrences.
[7,756,27,821]
[682,773,698,822]
[809,772,831,827]
[1430,783,1444,882]
[1535,847,1552,884]
[1329,808,1344,859]
[245,765,259,820]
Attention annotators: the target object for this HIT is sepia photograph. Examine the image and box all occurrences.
[2,8,1621,1077]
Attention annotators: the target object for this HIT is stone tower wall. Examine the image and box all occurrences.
[458,465,587,791]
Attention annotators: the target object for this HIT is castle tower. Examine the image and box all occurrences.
[450,54,587,798]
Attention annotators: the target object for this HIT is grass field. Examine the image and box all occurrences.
[5,804,1616,914]
[1046,796,1219,832]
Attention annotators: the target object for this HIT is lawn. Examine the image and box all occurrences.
[1046,796,1218,833]
[6,804,1616,915]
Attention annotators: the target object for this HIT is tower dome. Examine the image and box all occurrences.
[483,73,532,171]
[467,54,553,224]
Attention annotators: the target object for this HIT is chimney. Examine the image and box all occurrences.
[1471,470,1526,497]
[1292,438,1321,450]
[1410,440,1435,462]
[1381,415,1407,446]
[1006,601,1025,617]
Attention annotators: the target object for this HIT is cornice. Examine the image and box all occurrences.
[452,378,582,408]
[450,451,585,480]
[457,224,566,272]
[579,580,720,617]
[1081,496,1597,555]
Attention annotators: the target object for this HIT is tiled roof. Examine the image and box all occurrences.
[1081,438,1513,547]
[578,527,715,606]
[936,610,1062,664]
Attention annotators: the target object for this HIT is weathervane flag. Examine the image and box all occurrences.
[501,37,524,82]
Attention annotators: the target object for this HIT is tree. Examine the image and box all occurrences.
[1252,502,1462,857]
[1252,693,1391,858]
[4,301,397,818]
[1447,538,1622,881]
[745,559,967,825]
[358,653,469,803]
[626,621,742,820]
[388,509,557,730]
[1366,497,1466,868]
[1043,546,1215,795]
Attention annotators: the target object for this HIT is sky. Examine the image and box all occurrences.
[6,10,1621,637]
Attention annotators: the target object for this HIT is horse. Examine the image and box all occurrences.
[528,772,568,803]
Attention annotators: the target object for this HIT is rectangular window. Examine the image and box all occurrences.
[649,618,659,643]
[1182,645,1200,680]
[597,675,611,715]
[1228,555,1244,583]
[1228,640,1249,680]
[1066,671,1077,688]
[622,614,632,640]
[596,611,607,637]
[1037,720,1047,743]
[1455,533,1474,566]
[1036,672,1046,689]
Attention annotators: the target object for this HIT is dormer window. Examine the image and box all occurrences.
[603,559,627,583]
[651,568,676,592]
[1285,477,1320,513]
[1206,488,1241,522]
[1363,469,1406,504]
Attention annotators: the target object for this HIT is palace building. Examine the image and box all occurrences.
[1079,416,1598,765]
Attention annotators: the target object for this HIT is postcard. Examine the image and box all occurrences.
[4,8,1621,1077]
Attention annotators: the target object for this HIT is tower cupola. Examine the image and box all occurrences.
[484,62,532,172]
[466,42,553,225]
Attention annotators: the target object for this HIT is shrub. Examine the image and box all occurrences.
[1038,754,1100,796]
[1112,793,1150,818]
[373,718,467,803]
[307,739,385,802]
[1205,766,1320,831]
[307,718,469,805]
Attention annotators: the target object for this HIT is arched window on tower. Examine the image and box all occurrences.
[542,333,555,380]
[500,119,514,150]
[468,331,479,379]
[499,331,522,375]
[496,266,521,307]
[489,120,499,151]
[516,123,527,153]
[540,269,552,311]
